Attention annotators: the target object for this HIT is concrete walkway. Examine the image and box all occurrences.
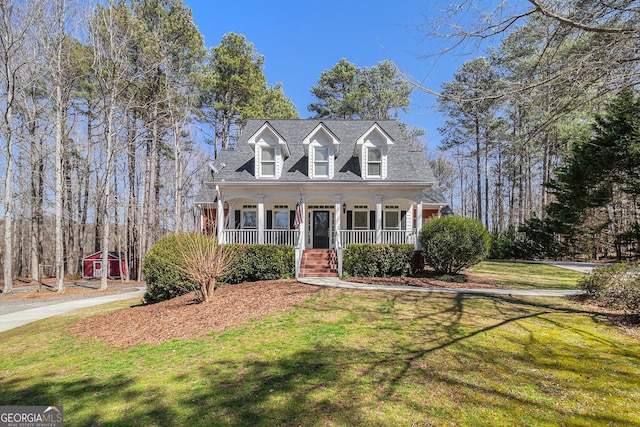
[297,277,584,297]
[531,260,609,274]
[0,287,146,333]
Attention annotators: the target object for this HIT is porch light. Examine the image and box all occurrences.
[342,203,346,214]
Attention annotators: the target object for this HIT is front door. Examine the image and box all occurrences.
[313,211,330,248]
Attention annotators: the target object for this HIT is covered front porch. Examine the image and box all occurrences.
[203,196,440,250]
[198,185,444,277]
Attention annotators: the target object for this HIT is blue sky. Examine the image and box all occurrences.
[183,0,470,152]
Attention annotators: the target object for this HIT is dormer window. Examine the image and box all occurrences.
[367,148,381,177]
[354,123,394,179]
[261,147,275,176]
[303,123,340,179]
[247,121,290,179]
[314,147,329,177]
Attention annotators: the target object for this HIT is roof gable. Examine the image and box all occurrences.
[302,122,341,157]
[354,122,394,157]
[247,121,290,158]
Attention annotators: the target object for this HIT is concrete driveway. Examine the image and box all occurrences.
[0,287,146,333]
[529,260,610,274]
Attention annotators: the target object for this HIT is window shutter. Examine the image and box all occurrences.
[290,210,295,229]
[346,211,353,230]
[266,210,273,229]
[369,211,376,230]
[401,210,407,230]
[234,211,241,229]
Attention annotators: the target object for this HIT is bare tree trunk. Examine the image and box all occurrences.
[100,97,116,290]
[173,123,183,233]
[28,110,43,282]
[79,105,93,261]
[474,113,482,223]
[126,111,137,280]
[484,129,490,229]
[54,73,65,292]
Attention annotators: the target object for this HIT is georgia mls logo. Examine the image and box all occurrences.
[0,406,63,427]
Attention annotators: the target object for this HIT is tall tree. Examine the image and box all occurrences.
[308,59,411,120]
[358,60,412,120]
[438,57,501,227]
[260,83,298,119]
[89,0,139,289]
[197,33,268,156]
[308,58,360,119]
[41,0,83,292]
[0,0,43,293]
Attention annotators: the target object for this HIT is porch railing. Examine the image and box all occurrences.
[341,229,417,245]
[341,230,376,245]
[264,229,299,246]
[223,229,258,245]
[223,228,415,246]
[381,230,417,245]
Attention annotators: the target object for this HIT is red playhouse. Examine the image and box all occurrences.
[81,251,127,279]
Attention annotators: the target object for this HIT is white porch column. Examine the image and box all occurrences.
[415,202,423,250]
[334,195,342,249]
[216,186,224,243]
[375,195,383,244]
[294,197,306,278]
[257,195,265,244]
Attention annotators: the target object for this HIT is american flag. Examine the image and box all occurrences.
[293,202,304,229]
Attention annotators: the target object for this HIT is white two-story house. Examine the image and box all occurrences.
[195,119,447,277]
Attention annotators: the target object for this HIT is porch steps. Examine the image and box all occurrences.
[299,250,339,278]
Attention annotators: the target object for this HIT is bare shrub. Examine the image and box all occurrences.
[173,233,240,303]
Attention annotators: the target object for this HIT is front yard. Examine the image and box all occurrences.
[1,262,638,426]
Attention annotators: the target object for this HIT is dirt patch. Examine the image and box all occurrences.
[68,280,322,348]
[343,270,498,289]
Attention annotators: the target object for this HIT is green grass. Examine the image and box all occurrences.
[1,264,639,426]
[469,261,585,289]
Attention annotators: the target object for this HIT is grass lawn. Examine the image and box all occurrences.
[469,261,585,290]
[1,264,639,426]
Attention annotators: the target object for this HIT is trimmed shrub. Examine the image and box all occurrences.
[343,244,419,277]
[220,244,294,284]
[419,216,490,275]
[579,263,640,313]
[142,234,198,304]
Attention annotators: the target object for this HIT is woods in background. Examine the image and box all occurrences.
[428,0,640,260]
[0,0,297,291]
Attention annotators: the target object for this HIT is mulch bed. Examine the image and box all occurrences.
[68,280,323,348]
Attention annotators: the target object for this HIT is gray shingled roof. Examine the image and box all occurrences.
[193,185,218,205]
[423,186,447,204]
[209,119,438,184]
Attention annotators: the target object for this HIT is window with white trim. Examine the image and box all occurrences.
[261,147,275,177]
[274,210,289,229]
[314,147,329,177]
[384,210,400,230]
[242,210,257,229]
[368,147,381,177]
[354,211,368,230]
